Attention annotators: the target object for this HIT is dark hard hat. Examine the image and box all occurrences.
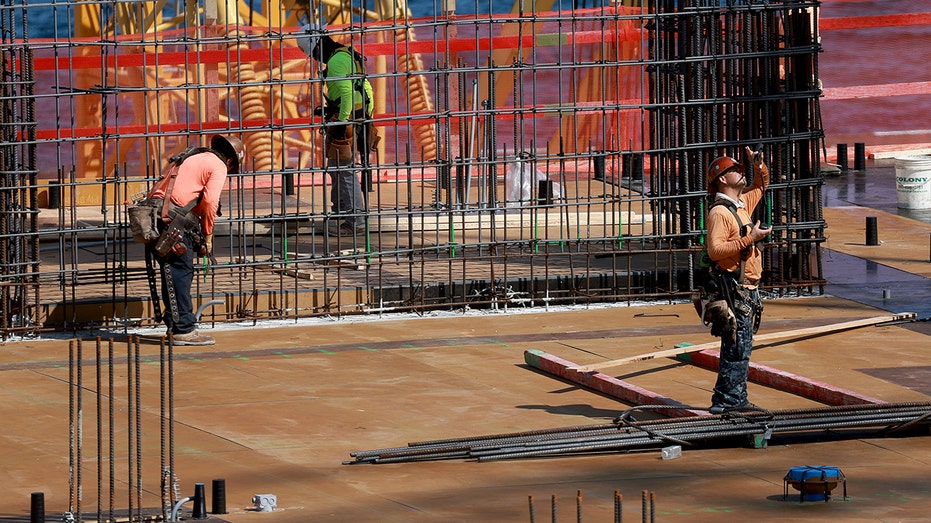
[210,134,246,174]
[707,156,741,194]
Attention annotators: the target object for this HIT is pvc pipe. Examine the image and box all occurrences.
[195,299,225,321]
[170,496,192,522]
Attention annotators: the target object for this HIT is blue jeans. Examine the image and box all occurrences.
[711,287,761,408]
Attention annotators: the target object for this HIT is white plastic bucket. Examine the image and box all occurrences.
[894,155,931,209]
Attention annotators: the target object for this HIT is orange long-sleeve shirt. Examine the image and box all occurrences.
[706,166,769,284]
[151,152,228,235]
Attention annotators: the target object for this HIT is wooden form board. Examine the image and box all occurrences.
[568,313,917,373]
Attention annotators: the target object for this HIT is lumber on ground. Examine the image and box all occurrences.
[568,313,917,373]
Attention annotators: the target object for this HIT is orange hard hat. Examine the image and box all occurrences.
[706,156,742,194]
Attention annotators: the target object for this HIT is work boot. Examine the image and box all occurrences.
[326,221,364,236]
[171,330,215,346]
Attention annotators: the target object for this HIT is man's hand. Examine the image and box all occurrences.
[743,145,762,167]
[742,145,768,187]
[749,220,772,242]
[199,234,214,256]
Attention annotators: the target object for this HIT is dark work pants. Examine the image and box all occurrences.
[711,287,761,408]
[155,233,197,335]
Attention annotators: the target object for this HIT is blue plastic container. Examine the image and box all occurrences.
[784,466,845,502]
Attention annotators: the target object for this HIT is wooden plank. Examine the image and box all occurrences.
[568,313,917,373]
[524,349,707,418]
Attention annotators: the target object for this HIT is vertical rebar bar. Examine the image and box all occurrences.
[68,340,76,516]
[161,336,169,520]
[170,330,177,508]
[576,490,582,523]
[135,336,142,521]
[127,337,134,520]
[108,338,114,523]
[96,337,102,523]
[76,338,83,522]
[614,490,622,523]
[649,491,655,523]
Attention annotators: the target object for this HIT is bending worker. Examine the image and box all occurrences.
[296,23,377,237]
[705,146,771,413]
[147,135,245,346]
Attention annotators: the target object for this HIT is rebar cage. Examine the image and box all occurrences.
[0,0,826,338]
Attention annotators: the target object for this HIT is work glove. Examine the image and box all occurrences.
[705,299,737,344]
[199,234,216,266]
[200,233,213,254]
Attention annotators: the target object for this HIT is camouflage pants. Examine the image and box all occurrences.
[711,287,761,409]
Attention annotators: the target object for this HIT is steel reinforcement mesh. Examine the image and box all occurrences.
[0,0,826,337]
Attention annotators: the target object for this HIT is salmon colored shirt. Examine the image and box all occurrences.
[151,152,227,235]
[706,165,769,284]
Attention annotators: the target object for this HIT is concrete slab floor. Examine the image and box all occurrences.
[1,292,930,523]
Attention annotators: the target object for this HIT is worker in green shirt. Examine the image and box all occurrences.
[296,23,378,237]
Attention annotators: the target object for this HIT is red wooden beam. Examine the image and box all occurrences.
[524,349,707,418]
[677,350,885,406]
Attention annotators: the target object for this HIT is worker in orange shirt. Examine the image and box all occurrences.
[704,146,771,413]
[146,135,245,346]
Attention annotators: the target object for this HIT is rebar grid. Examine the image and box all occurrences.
[0,1,828,338]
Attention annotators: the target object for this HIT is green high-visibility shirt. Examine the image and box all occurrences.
[324,47,374,122]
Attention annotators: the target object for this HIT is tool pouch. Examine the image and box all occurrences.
[127,198,162,243]
[365,121,381,150]
[326,137,354,163]
[154,219,186,257]
[153,203,200,258]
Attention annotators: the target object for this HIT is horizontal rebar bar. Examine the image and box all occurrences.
[346,402,931,464]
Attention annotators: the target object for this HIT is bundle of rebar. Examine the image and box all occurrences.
[346,402,931,464]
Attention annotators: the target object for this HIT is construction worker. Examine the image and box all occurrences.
[146,135,245,346]
[704,146,771,413]
[295,23,377,237]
